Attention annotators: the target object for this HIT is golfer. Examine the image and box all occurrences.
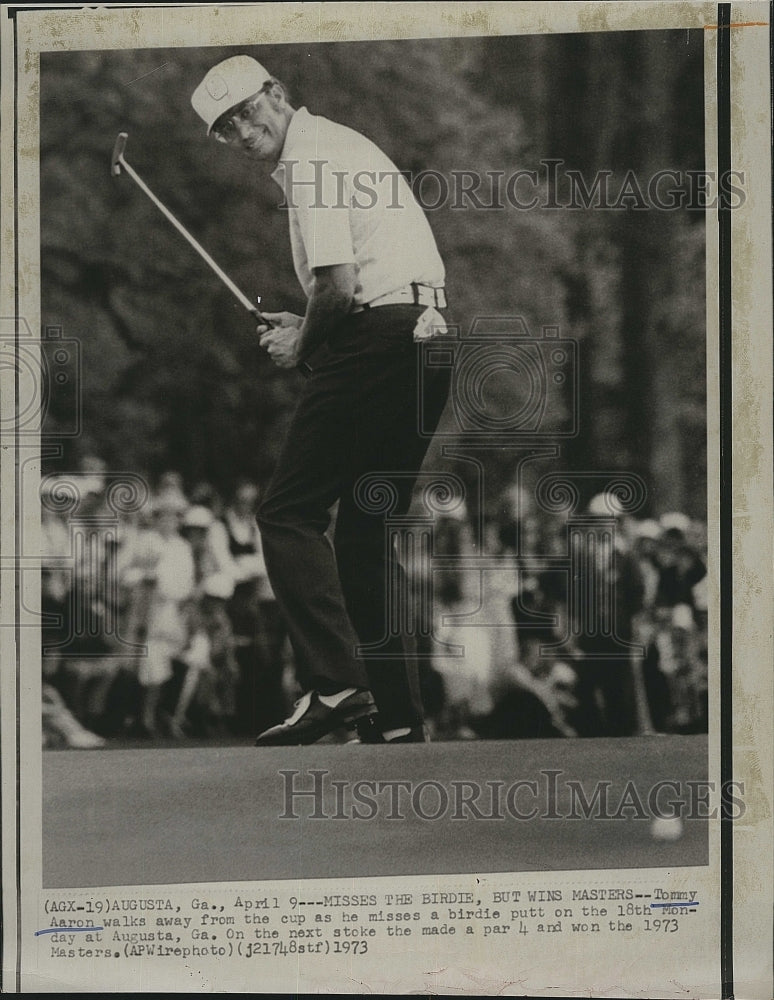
[192,55,451,745]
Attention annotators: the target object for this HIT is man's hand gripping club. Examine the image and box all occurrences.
[257,263,357,369]
[257,312,304,368]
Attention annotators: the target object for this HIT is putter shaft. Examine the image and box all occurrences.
[116,151,263,320]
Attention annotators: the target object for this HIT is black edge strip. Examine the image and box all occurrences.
[716,4,734,1000]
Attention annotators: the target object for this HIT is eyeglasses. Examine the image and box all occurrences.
[211,91,265,144]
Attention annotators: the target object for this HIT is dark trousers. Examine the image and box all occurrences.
[573,656,639,736]
[256,305,451,730]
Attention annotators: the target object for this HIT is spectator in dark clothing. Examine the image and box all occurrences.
[654,527,707,611]
[644,519,708,731]
[571,495,646,737]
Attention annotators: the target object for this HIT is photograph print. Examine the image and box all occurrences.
[36,27,713,889]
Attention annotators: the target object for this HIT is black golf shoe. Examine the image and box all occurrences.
[254,689,377,746]
[354,714,428,744]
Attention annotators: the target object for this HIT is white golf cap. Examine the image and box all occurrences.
[632,518,662,540]
[191,55,273,135]
[587,491,623,516]
[660,511,691,534]
[182,504,214,529]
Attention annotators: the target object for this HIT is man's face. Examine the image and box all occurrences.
[212,86,290,162]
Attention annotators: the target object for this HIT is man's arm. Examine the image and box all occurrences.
[258,263,357,368]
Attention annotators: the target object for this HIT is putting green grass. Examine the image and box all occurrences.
[43,735,707,888]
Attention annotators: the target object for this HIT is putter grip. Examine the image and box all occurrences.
[249,308,312,378]
[249,306,273,328]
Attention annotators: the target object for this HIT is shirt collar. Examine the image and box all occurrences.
[270,106,313,186]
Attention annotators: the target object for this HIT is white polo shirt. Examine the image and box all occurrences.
[270,107,445,307]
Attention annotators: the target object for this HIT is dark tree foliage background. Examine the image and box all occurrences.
[40,31,706,518]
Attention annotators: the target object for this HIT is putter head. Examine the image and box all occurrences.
[111,132,128,176]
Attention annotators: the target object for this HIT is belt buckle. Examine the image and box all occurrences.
[411,282,445,310]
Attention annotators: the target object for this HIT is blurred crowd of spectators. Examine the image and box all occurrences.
[422,485,708,742]
[41,459,292,747]
[41,459,708,748]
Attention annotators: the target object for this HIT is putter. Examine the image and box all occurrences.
[111,132,313,375]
